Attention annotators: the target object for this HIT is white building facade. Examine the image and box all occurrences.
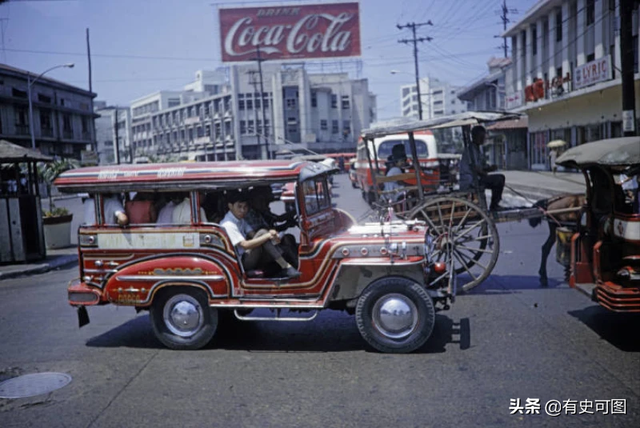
[399,77,468,119]
[504,0,640,169]
[136,66,376,162]
[94,102,133,165]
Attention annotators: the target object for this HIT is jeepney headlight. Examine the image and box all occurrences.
[79,234,97,247]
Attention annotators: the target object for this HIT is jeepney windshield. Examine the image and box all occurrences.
[302,178,330,215]
[378,139,428,159]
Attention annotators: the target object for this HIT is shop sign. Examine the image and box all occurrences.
[574,55,612,90]
[219,2,361,62]
[505,91,523,110]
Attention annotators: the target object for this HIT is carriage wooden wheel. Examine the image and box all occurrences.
[407,196,500,292]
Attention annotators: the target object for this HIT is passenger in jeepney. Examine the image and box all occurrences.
[125,192,157,224]
[173,192,207,224]
[246,186,298,265]
[459,125,506,211]
[383,144,408,198]
[619,167,640,214]
[156,193,183,225]
[221,190,301,279]
[83,193,128,226]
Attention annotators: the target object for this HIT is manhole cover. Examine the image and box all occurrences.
[0,372,72,399]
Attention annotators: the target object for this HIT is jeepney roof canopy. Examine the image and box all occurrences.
[54,160,337,193]
[556,137,640,168]
[360,111,520,140]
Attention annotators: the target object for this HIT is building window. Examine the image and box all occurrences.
[264,119,270,135]
[402,87,410,97]
[432,89,443,95]
[254,96,261,109]
[37,94,52,104]
[12,88,27,99]
[342,120,351,135]
[205,124,211,137]
[522,30,526,56]
[556,10,563,42]
[434,110,444,115]
[62,114,72,131]
[532,25,537,55]
[331,120,339,133]
[341,95,350,109]
[168,98,180,108]
[287,124,298,134]
[586,0,595,26]
[286,98,296,108]
[331,94,337,108]
[246,99,253,110]
[81,116,89,132]
[451,99,456,104]
[320,119,328,130]
[311,91,317,107]
[247,120,254,133]
[40,110,52,131]
[586,53,595,62]
[634,34,639,73]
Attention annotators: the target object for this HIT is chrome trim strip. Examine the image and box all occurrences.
[84,268,117,274]
[116,275,225,282]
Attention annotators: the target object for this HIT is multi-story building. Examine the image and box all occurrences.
[457,57,529,169]
[399,76,468,119]
[141,65,376,161]
[503,0,639,169]
[94,102,133,165]
[0,63,96,159]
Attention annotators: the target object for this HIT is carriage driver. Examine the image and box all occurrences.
[459,125,506,211]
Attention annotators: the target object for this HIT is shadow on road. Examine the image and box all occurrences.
[568,306,640,352]
[464,274,566,295]
[85,311,467,354]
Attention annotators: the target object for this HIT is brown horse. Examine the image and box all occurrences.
[528,194,586,287]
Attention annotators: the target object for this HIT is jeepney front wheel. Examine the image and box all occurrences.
[355,277,435,353]
[150,287,218,350]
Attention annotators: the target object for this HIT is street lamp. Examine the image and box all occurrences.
[391,70,428,119]
[27,63,75,150]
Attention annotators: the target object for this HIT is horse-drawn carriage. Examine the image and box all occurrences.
[555,137,640,312]
[360,112,584,293]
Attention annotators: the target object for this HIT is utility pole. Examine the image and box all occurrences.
[114,108,120,165]
[247,70,262,158]
[620,0,636,136]
[495,1,518,58]
[86,28,97,155]
[398,21,432,120]
[251,46,270,159]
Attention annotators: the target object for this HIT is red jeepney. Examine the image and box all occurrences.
[556,137,640,312]
[55,160,453,352]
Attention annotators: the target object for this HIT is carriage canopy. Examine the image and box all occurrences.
[556,137,640,168]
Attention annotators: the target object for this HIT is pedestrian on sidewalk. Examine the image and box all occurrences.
[549,148,558,175]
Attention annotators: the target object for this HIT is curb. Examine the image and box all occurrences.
[0,255,78,281]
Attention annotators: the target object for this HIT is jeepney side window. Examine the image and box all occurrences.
[302,178,330,215]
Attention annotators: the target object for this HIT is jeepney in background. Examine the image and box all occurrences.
[556,137,640,312]
[354,130,443,204]
[55,160,453,353]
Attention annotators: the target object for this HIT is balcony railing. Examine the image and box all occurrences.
[41,128,54,138]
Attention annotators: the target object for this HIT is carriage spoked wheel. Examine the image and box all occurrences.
[407,196,500,292]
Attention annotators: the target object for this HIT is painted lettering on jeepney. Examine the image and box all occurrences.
[116,293,139,304]
[157,167,187,178]
[123,170,139,178]
[98,170,120,180]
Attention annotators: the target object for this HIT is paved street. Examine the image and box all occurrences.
[1,173,638,427]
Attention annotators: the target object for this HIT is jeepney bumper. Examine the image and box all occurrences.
[594,282,640,312]
[68,278,101,327]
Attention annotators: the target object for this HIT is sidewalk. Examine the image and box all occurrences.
[500,170,586,205]
[0,246,78,281]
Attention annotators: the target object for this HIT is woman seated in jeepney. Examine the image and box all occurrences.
[221,190,301,279]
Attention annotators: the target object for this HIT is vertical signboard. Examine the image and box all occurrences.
[219,3,361,62]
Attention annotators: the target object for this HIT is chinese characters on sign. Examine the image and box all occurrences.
[574,55,612,90]
[218,2,361,62]
[509,398,627,416]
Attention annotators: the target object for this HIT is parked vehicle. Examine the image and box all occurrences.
[556,137,640,312]
[55,160,454,352]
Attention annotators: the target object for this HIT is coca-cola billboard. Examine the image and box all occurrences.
[218,2,361,62]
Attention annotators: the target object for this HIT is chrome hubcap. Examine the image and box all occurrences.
[372,293,418,339]
[163,295,204,337]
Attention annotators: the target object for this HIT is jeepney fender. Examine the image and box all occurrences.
[328,261,434,303]
[102,254,233,306]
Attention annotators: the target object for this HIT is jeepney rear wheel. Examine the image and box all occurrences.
[408,196,500,292]
[355,277,435,353]
[150,287,218,350]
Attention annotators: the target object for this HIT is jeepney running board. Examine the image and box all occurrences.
[233,309,319,322]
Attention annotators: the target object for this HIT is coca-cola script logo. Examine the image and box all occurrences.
[219,3,361,62]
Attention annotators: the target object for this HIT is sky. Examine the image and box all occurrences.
[2,0,538,120]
